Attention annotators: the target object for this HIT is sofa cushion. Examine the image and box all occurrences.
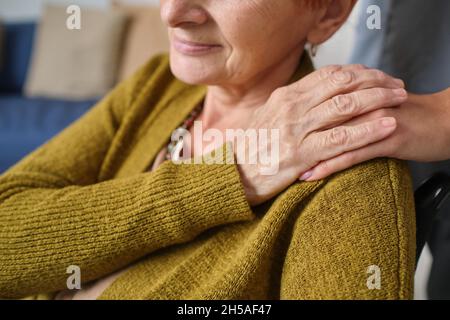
[25,5,128,100]
[0,22,35,93]
[113,3,169,81]
[0,94,97,173]
[0,94,96,133]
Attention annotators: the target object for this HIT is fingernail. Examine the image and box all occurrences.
[300,170,313,181]
[393,88,407,98]
[394,78,405,87]
[381,117,396,127]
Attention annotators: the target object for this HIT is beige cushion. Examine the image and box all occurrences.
[113,3,169,81]
[25,5,128,100]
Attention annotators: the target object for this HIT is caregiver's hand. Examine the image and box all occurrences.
[237,64,407,206]
[302,87,450,181]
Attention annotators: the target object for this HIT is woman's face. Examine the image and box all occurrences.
[160,0,319,86]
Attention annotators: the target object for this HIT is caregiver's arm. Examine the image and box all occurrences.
[303,87,450,181]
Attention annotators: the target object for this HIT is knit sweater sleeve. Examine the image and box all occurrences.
[280,158,416,300]
[0,57,254,299]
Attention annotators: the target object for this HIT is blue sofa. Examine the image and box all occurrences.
[0,22,97,173]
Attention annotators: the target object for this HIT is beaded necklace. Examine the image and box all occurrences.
[165,102,204,161]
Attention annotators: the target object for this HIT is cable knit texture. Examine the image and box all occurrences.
[0,54,416,300]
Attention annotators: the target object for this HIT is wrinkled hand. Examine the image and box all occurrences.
[304,87,450,181]
[237,64,407,205]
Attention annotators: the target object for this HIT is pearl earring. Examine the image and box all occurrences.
[309,43,318,57]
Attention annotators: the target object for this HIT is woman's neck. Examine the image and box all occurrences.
[201,47,305,129]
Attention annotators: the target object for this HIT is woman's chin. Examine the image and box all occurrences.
[169,52,224,85]
[170,64,219,85]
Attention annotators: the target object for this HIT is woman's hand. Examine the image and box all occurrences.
[237,64,407,205]
[303,87,450,181]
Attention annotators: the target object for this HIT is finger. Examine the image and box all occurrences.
[290,64,367,91]
[301,140,393,181]
[302,117,397,169]
[341,107,398,128]
[288,64,404,94]
[291,68,405,112]
[303,87,407,133]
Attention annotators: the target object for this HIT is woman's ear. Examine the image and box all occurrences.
[306,0,357,45]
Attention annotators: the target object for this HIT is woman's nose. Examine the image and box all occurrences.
[160,0,209,28]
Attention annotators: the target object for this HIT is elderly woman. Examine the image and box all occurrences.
[0,0,415,300]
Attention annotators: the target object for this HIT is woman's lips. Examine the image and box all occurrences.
[172,37,222,56]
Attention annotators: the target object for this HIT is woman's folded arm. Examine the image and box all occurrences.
[0,155,253,299]
[0,55,254,298]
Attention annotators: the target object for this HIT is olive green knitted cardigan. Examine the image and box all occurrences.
[0,54,415,300]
